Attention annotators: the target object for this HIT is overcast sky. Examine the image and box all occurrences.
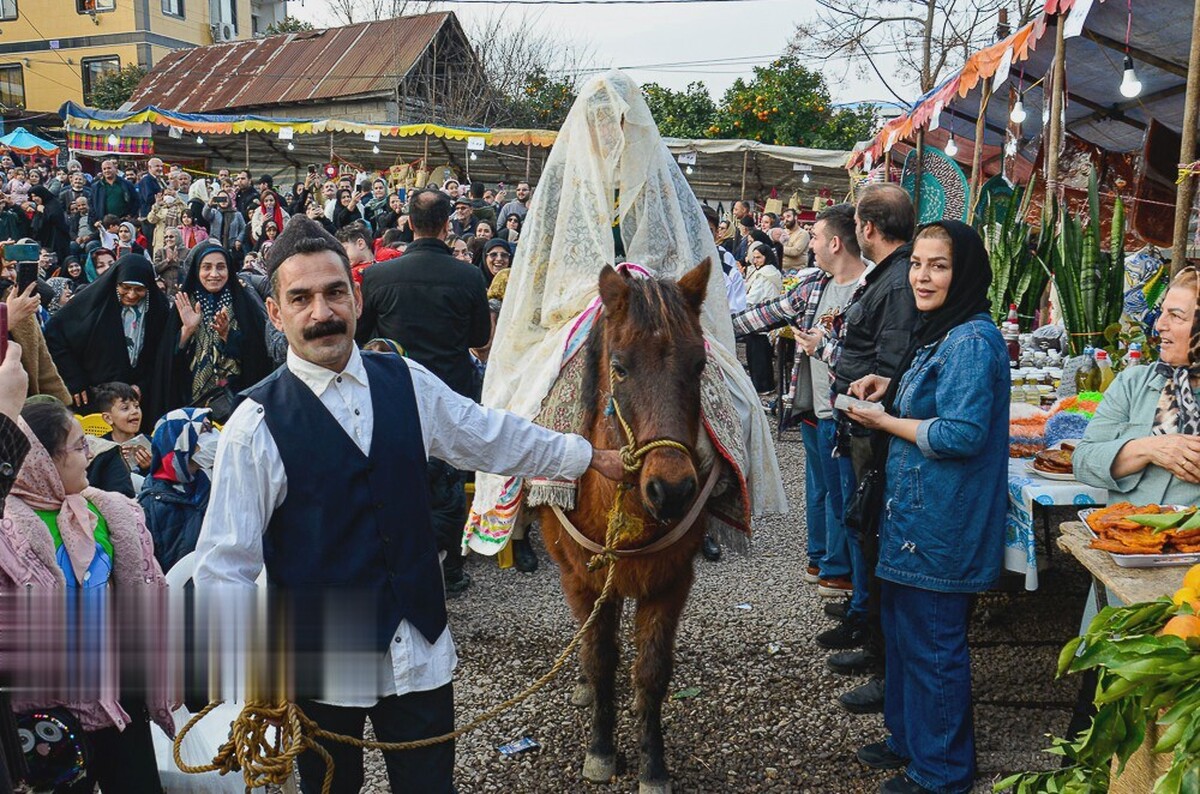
[288,0,918,110]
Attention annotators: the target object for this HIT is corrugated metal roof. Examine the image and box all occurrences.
[130,13,452,113]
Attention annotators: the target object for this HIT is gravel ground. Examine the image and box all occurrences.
[354,434,1093,793]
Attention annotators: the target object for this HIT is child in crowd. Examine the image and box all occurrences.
[87,382,151,497]
[95,214,121,251]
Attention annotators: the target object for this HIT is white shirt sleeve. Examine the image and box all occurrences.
[406,360,593,480]
[193,397,285,586]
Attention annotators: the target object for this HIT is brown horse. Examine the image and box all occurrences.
[540,258,714,794]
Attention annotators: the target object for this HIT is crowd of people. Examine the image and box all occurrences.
[0,152,548,794]
[726,184,1010,794]
[10,134,1191,794]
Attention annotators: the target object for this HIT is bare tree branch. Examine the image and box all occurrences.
[791,0,1013,98]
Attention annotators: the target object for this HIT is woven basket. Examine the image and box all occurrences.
[1110,722,1171,793]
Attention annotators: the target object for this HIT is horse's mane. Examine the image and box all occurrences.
[580,276,697,431]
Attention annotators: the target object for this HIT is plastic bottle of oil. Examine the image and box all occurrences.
[1095,349,1115,392]
[1074,346,1099,393]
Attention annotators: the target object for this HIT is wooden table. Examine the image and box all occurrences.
[1057,521,1181,607]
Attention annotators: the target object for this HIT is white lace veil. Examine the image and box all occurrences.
[469,71,785,548]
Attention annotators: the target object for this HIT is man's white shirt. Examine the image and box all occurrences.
[193,346,593,704]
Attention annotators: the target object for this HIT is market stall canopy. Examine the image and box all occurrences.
[663,138,852,201]
[60,101,851,202]
[849,0,1197,169]
[0,127,60,158]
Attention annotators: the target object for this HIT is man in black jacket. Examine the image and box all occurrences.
[824,182,917,716]
[356,188,490,594]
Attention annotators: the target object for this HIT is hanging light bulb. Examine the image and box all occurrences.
[802,172,811,184]
[944,135,959,158]
[1010,94,1027,125]
[286,141,294,151]
[106,133,119,146]
[1119,54,1142,98]
[685,165,693,175]
[372,144,380,154]
[195,135,204,145]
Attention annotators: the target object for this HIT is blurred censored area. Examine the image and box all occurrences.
[0,585,391,705]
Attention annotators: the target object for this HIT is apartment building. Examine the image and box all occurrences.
[0,0,286,113]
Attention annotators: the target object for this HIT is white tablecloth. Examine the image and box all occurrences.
[1005,457,1107,590]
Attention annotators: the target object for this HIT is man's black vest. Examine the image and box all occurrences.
[246,352,447,656]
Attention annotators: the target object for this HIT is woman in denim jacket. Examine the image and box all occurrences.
[844,220,1009,794]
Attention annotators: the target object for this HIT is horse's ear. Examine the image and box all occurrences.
[598,264,629,315]
[677,257,711,314]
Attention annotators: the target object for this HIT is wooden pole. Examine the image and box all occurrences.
[243,132,249,169]
[912,128,926,219]
[739,149,748,200]
[1170,0,1200,273]
[969,82,992,213]
[525,142,531,182]
[1045,13,1067,209]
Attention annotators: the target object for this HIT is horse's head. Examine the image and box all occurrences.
[592,259,711,522]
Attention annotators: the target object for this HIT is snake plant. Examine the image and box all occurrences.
[1041,170,1127,355]
[980,176,1051,331]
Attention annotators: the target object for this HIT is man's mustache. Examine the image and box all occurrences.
[302,319,348,340]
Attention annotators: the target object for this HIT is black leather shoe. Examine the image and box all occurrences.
[826,648,881,676]
[815,617,864,650]
[839,676,885,714]
[701,534,722,562]
[880,773,935,793]
[824,599,850,620]
[857,741,909,770]
[512,537,539,573]
[444,569,472,598]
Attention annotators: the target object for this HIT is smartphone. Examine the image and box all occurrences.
[834,393,885,415]
[308,165,317,174]
[0,303,7,362]
[16,261,37,296]
[5,243,39,263]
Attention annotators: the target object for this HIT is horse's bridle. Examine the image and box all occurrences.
[549,365,721,568]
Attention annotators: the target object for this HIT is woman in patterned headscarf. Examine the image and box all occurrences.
[1075,266,1200,508]
[145,243,273,425]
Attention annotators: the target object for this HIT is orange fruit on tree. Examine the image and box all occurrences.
[1161,614,1200,639]
[1184,564,1200,592]
[1173,587,1200,611]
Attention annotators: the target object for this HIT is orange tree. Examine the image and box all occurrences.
[642,81,719,140]
[711,55,876,149]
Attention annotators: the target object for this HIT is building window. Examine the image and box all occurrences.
[77,0,115,13]
[162,0,183,17]
[81,56,119,105]
[0,65,24,109]
[0,1,16,22]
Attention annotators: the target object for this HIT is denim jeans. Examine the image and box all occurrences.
[799,421,827,570]
[816,419,859,590]
[881,580,976,794]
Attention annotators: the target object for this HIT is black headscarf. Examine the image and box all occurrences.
[882,219,992,410]
[145,242,274,422]
[43,254,168,425]
[29,185,70,264]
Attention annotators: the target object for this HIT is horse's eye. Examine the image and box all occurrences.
[611,360,628,380]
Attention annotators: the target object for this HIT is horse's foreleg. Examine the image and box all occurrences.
[563,578,622,783]
[632,579,693,794]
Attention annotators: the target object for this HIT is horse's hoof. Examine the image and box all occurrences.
[582,752,616,783]
[571,682,595,707]
[639,781,672,794]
